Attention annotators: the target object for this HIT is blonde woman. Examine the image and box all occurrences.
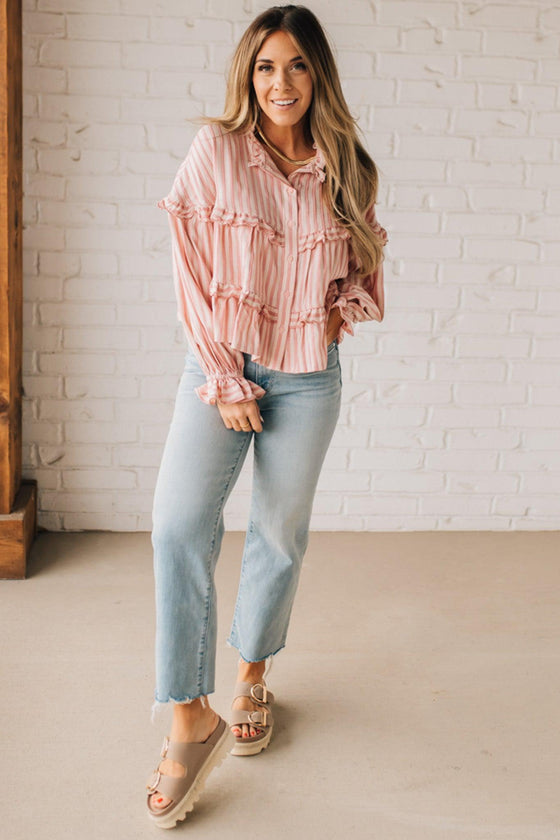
[146,4,388,827]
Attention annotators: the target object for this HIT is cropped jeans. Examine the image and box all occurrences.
[151,339,342,714]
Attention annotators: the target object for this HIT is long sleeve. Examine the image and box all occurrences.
[158,128,266,405]
[327,203,388,344]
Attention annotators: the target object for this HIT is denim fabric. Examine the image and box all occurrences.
[151,340,342,706]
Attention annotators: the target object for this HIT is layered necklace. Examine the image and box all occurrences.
[254,123,316,167]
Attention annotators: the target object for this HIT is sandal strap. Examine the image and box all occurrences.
[230,707,272,728]
[146,769,189,803]
[231,681,275,705]
[164,738,216,766]
[146,717,227,802]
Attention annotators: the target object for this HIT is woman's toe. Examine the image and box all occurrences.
[150,792,171,810]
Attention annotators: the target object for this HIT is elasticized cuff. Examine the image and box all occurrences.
[330,281,383,339]
[195,373,266,405]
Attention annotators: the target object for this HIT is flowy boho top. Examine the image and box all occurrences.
[157,122,388,405]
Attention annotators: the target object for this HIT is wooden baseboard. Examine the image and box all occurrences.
[0,480,37,579]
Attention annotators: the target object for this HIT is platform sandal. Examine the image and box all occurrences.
[229,680,275,756]
[146,716,233,829]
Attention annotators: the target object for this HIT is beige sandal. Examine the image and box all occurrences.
[146,716,233,829]
[229,681,275,756]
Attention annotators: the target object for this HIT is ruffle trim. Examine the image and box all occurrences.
[157,196,203,220]
[288,304,329,328]
[299,226,350,252]
[158,196,350,253]
[196,373,266,406]
[210,207,281,244]
[210,292,336,372]
[157,197,283,244]
[211,285,331,329]
[210,283,278,323]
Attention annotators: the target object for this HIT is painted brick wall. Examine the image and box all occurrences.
[21,0,560,531]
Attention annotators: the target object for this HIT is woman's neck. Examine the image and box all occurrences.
[257,117,312,159]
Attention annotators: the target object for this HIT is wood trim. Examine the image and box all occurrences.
[0,0,23,514]
[0,1,35,578]
[0,480,36,579]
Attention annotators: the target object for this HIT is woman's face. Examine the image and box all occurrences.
[252,30,313,133]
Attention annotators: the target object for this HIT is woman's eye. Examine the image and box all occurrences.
[255,62,307,73]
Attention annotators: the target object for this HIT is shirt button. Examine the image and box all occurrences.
[287,255,294,263]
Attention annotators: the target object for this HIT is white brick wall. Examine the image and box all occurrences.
[21,0,560,532]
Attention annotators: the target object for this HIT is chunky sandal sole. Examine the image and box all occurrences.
[147,725,235,829]
[230,724,273,756]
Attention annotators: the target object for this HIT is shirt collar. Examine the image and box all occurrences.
[246,128,326,183]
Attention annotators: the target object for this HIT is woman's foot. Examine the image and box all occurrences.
[148,698,220,812]
[230,659,267,739]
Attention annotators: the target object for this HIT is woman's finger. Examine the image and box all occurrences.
[237,416,254,433]
[216,399,263,432]
[246,404,263,433]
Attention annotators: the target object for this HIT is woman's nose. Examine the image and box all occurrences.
[273,69,292,90]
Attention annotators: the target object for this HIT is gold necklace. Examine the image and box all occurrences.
[254,124,316,166]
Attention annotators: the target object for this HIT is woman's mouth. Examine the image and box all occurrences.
[271,99,298,109]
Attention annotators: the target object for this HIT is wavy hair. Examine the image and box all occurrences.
[201,4,384,277]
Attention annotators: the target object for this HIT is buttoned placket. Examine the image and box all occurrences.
[273,181,299,367]
[246,130,326,368]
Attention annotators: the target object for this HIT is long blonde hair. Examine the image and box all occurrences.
[200,5,384,277]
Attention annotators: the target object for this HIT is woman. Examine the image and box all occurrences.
[145,4,388,828]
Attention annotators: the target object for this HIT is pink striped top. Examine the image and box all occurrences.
[157,122,388,404]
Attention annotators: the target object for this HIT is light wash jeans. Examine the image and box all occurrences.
[150,339,342,712]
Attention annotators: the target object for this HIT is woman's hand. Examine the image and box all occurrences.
[326,307,344,344]
[216,398,263,433]
[215,309,343,433]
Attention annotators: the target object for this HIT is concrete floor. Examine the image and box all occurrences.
[2,530,560,840]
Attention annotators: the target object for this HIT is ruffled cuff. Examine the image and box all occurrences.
[329,283,382,344]
[195,372,266,405]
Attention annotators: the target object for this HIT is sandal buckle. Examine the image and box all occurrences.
[146,770,161,793]
[249,709,268,727]
[250,682,268,704]
[160,735,169,759]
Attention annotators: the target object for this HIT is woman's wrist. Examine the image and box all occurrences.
[326,307,344,342]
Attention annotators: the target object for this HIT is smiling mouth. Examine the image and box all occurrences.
[271,99,298,106]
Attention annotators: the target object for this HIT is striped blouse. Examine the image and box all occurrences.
[157,122,388,404]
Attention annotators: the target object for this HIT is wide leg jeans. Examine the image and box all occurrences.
[151,339,342,706]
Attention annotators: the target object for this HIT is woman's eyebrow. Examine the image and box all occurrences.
[255,55,303,63]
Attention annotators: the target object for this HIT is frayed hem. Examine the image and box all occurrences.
[226,639,285,679]
[150,693,211,725]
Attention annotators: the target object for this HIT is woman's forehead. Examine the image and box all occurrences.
[256,30,300,60]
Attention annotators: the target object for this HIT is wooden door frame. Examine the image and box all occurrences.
[0,0,36,579]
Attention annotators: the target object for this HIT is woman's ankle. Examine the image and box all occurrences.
[170,698,218,741]
[237,659,266,683]
[172,697,213,725]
